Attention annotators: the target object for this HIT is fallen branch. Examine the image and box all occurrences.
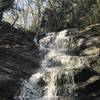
[11,14,19,27]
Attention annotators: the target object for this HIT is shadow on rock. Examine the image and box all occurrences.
[0,22,41,99]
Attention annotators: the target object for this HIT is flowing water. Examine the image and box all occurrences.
[14,29,96,100]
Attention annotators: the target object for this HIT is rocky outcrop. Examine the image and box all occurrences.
[0,22,41,99]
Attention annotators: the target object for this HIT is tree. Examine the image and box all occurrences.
[3,0,47,31]
[41,0,100,32]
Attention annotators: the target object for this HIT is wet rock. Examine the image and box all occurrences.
[39,25,100,56]
[75,75,100,99]
[55,67,99,95]
[15,24,100,100]
[0,22,40,99]
[37,77,47,87]
[39,29,80,53]
[89,56,100,73]
[74,67,97,83]
[39,25,100,98]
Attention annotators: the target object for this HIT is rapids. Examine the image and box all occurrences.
[14,29,99,100]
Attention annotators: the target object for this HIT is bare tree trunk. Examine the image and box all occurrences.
[36,0,41,32]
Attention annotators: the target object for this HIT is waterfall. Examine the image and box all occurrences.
[14,29,93,100]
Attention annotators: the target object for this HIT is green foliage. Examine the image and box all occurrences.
[41,0,100,32]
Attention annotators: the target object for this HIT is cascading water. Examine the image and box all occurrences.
[14,29,94,100]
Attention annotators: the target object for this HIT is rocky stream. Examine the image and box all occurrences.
[0,23,100,100]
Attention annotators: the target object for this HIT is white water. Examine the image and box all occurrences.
[15,29,91,100]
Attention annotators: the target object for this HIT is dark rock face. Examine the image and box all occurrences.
[55,67,100,96]
[0,22,40,99]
